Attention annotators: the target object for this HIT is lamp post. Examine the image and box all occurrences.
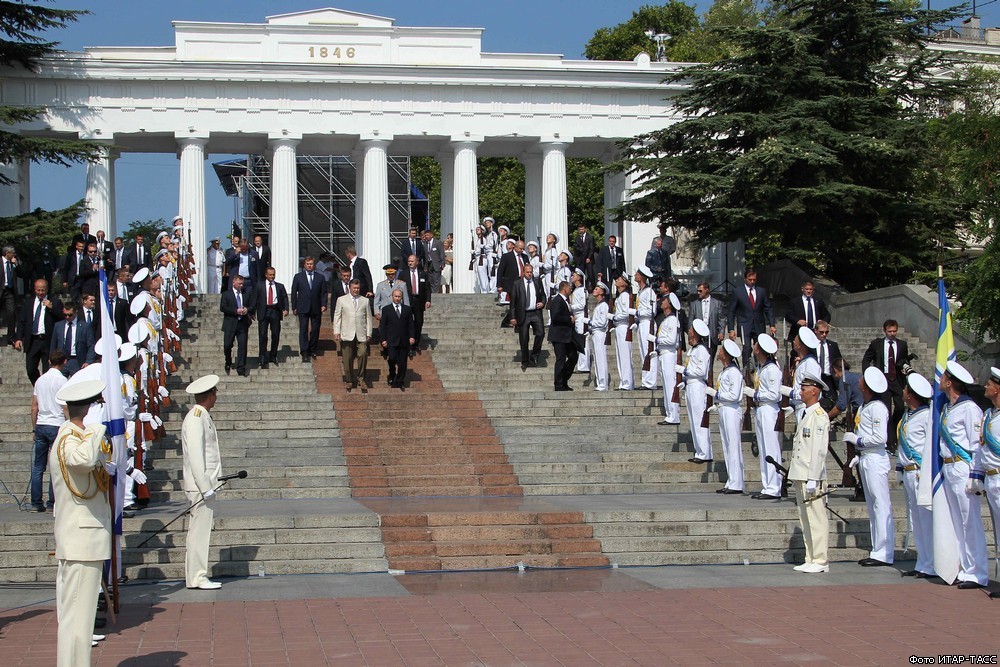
[644,29,670,62]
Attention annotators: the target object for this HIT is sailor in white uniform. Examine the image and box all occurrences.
[587,282,611,391]
[708,338,745,493]
[656,293,681,424]
[897,372,935,578]
[683,319,713,464]
[749,334,784,500]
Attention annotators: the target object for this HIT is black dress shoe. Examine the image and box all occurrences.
[915,572,933,579]
[957,581,984,589]
[751,493,781,500]
[224,362,231,374]
[261,362,269,369]
[723,489,744,495]
[901,570,918,577]
[555,386,572,392]
[688,458,712,464]
[859,558,890,567]
[302,356,310,363]
[716,488,727,494]
[238,370,249,377]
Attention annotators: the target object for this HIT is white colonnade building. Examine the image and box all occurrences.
[0,8,743,292]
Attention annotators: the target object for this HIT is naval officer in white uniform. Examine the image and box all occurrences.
[182,373,223,590]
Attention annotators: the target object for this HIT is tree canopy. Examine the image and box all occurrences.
[613,0,969,292]
[584,2,699,62]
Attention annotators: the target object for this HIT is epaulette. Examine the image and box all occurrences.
[194,407,203,417]
[812,405,826,417]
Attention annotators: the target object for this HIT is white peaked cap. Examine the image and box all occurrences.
[798,327,819,350]
[757,333,778,355]
[57,379,106,404]
[722,339,741,359]
[946,360,975,385]
[186,374,220,395]
[907,373,933,399]
[864,366,888,394]
[692,319,710,338]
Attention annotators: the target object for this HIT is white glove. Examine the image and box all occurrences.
[848,456,860,469]
[677,382,686,391]
[153,416,163,428]
[675,366,686,375]
[629,323,637,331]
[582,317,590,324]
[202,489,215,500]
[158,386,169,398]
[129,469,147,485]
[104,461,117,476]
[782,406,794,416]
[779,385,793,398]
[968,477,985,495]
[843,432,859,445]
[627,308,637,317]
[162,353,173,363]
[705,387,718,398]
[706,404,718,414]
[138,412,153,422]
[742,387,756,399]
[805,480,818,496]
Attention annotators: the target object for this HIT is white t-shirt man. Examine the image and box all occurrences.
[34,367,68,427]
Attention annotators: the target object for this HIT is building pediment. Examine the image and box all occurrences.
[265,8,395,28]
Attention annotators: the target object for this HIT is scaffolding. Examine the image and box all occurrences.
[215,154,415,267]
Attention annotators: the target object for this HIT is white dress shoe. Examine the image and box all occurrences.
[798,563,829,574]
[197,580,222,590]
[793,563,810,571]
[92,634,106,642]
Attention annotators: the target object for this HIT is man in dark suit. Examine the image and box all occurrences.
[125,234,150,274]
[256,266,288,369]
[62,240,85,301]
[573,224,596,288]
[222,235,240,292]
[290,257,327,362]
[346,246,373,298]
[1,245,21,345]
[813,320,841,380]
[106,281,131,340]
[226,239,262,291]
[69,223,96,252]
[77,243,109,298]
[397,227,426,275]
[79,293,100,340]
[421,229,446,293]
[400,254,431,353]
[49,302,95,377]
[510,263,546,369]
[379,288,415,388]
[94,230,114,259]
[862,319,910,450]
[496,239,529,327]
[548,280,578,391]
[784,280,831,343]
[253,235,271,269]
[111,237,128,272]
[644,235,676,279]
[220,274,255,376]
[727,268,776,364]
[13,279,62,383]
[329,266,352,325]
[595,235,626,289]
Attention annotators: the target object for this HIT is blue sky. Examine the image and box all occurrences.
[29,1,993,242]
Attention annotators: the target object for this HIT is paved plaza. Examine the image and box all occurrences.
[2,562,999,665]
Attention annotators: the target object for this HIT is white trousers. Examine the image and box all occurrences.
[986,474,1000,567]
[657,350,679,423]
[719,404,744,490]
[901,468,935,575]
[207,268,222,294]
[475,261,491,294]
[185,491,216,588]
[575,320,591,372]
[795,481,829,565]
[754,403,782,496]
[858,451,895,563]
[56,558,102,667]
[686,381,712,460]
[943,461,989,584]
[638,318,658,388]
[614,325,633,390]
[591,333,609,391]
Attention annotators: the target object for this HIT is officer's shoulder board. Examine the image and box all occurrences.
[194,407,203,417]
[811,405,826,417]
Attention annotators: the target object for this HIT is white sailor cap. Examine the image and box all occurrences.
[482,216,495,224]
[498,225,510,233]
[722,338,741,359]
[172,225,184,232]
[186,374,220,395]
[128,321,149,345]
[155,231,168,242]
[574,267,586,278]
[172,215,183,223]
[118,342,137,362]
[991,366,1000,383]
[596,281,610,293]
[94,334,123,354]
[154,249,168,262]
[637,265,653,279]
[668,293,680,311]
[906,372,933,399]
[548,232,559,243]
[212,236,221,242]
[946,360,975,385]
[692,319,710,338]
[562,250,574,263]
[504,238,515,247]
[132,267,150,283]
[129,292,149,316]
[526,241,538,250]
[863,366,888,394]
[797,326,819,350]
[800,373,829,392]
[756,333,778,355]
[56,379,106,405]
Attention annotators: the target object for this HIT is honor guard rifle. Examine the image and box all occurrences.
[642,311,656,373]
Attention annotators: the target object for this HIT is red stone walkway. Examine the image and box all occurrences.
[3,581,999,665]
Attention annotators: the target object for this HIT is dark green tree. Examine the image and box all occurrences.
[0,199,85,262]
[584,2,699,61]
[121,219,168,245]
[614,0,969,291]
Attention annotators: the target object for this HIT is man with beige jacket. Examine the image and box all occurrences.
[333,279,373,393]
[181,374,223,590]
[788,373,831,574]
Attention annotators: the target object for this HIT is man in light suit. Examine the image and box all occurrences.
[422,229,446,293]
[290,257,327,362]
[333,279,373,392]
[50,302,96,377]
[727,268,775,364]
[49,379,110,667]
[379,288,415,388]
[181,374,223,591]
[784,280,831,344]
[220,275,255,376]
[690,282,726,362]
[256,267,288,369]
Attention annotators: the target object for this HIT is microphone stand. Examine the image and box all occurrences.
[134,478,232,549]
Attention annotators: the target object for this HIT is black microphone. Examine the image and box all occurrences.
[218,470,248,482]
[764,455,788,475]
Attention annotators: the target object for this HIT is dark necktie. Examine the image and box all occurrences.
[888,341,897,382]
[137,246,143,264]
[33,299,42,335]
[610,250,616,269]
[307,273,313,289]
[806,297,815,328]
[4,260,11,289]
[64,322,72,355]
[819,341,827,373]
[86,310,92,325]
[395,304,401,316]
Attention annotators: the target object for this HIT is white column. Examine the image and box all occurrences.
[176,135,207,292]
[269,135,300,288]
[521,153,543,247]
[540,139,570,251]
[84,140,117,239]
[353,148,364,255]
[358,136,392,275]
[438,149,454,240]
[0,160,29,217]
[451,137,482,294]
[603,169,627,242]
